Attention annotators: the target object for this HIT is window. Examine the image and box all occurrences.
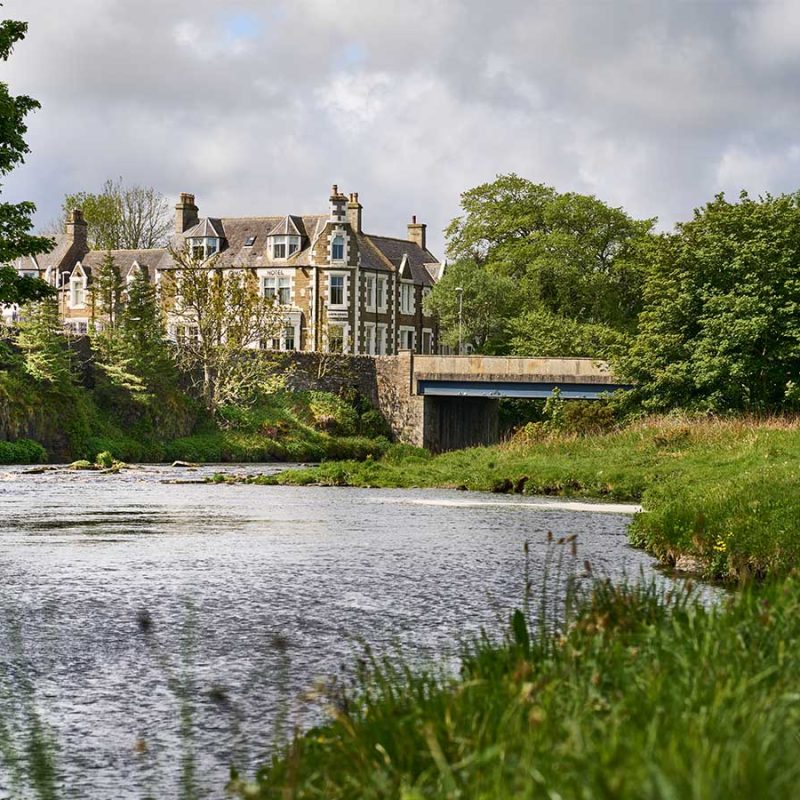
[331,235,344,261]
[364,323,375,355]
[328,324,344,353]
[270,236,300,259]
[175,324,199,343]
[376,276,387,312]
[284,325,296,351]
[377,324,388,355]
[400,282,415,314]
[329,274,345,307]
[422,330,433,354]
[399,327,415,351]
[188,237,220,260]
[70,277,85,307]
[244,235,257,247]
[262,276,292,305]
[365,274,376,310]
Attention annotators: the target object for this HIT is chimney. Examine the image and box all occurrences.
[65,208,88,249]
[329,184,346,223]
[175,192,199,234]
[407,215,427,252]
[347,192,363,233]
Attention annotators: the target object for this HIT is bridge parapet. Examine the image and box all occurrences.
[411,355,617,394]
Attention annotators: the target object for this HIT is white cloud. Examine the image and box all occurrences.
[4,0,800,259]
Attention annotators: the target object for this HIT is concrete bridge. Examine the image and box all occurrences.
[376,353,630,452]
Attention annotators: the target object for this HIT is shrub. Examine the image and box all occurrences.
[0,438,47,465]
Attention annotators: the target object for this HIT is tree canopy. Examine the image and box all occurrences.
[428,174,654,356]
[620,192,800,412]
[161,247,283,410]
[0,16,54,304]
[62,178,172,250]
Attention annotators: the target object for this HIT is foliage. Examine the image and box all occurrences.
[61,177,172,250]
[162,246,284,411]
[0,266,53,306]
[15,298,73,386]
[0,16,53,303]
[439,174,654,349]
[423,258,522,352]
[234,576,800,800]
[0,438,46,464]
[90,251,121,326]
[509,307,631,359]
[621,192,800,412]
[94,265,177,395]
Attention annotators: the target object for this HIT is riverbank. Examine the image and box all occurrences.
[233,574,800,800]
[0,363,391,464]
[245,416,800,583]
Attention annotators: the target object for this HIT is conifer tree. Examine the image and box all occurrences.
[103,268,175,394]
[92,251,121,327]
[16,297,73,386]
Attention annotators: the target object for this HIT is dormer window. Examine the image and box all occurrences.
[270,235,301,260]
[188,237,221,261]
[331,235,345,261]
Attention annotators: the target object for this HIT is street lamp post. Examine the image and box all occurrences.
[61,271,71,329]
[455,286,463,355]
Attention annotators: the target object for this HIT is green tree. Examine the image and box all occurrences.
[62,178,171,250]
[162,247,283,410]
[446,174,654,332]
[0,15,53,303]
[16,297,73,385]
[98,267,175,394]
[91,251,121,327]
[621,192,800,411]
[423,258,522,353]
[508,309,630,360]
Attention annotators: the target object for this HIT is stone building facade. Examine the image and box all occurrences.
[6,186,443,355]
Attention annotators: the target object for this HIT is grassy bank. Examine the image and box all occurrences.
[0,363,391,465]
[248,416,800,582]
[233,572,800,800]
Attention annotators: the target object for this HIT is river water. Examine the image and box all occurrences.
[1,464,662,798]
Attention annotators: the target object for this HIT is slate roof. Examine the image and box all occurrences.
[164,215,329,270]
[363,234,439,286]
[183,218,225,239]
[267,215,304,237]
[37,234,88,277]
[25,204,442,290]
[76,249,168,283]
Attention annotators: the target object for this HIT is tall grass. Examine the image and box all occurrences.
[234,559,800,800]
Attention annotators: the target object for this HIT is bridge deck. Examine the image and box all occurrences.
[411,355,628,399]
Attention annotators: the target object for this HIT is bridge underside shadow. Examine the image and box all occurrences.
[418,382,630,453]
[422,396,500,453]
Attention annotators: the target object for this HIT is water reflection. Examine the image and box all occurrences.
[1,464,660,798]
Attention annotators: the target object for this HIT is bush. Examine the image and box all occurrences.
[359,409,392,439]
[0,438,47,465]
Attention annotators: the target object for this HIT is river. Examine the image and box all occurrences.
[1,463,663,798]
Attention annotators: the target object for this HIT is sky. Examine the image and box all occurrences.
[4,0,800,258]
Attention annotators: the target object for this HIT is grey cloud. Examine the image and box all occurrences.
[4,0,800,258]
